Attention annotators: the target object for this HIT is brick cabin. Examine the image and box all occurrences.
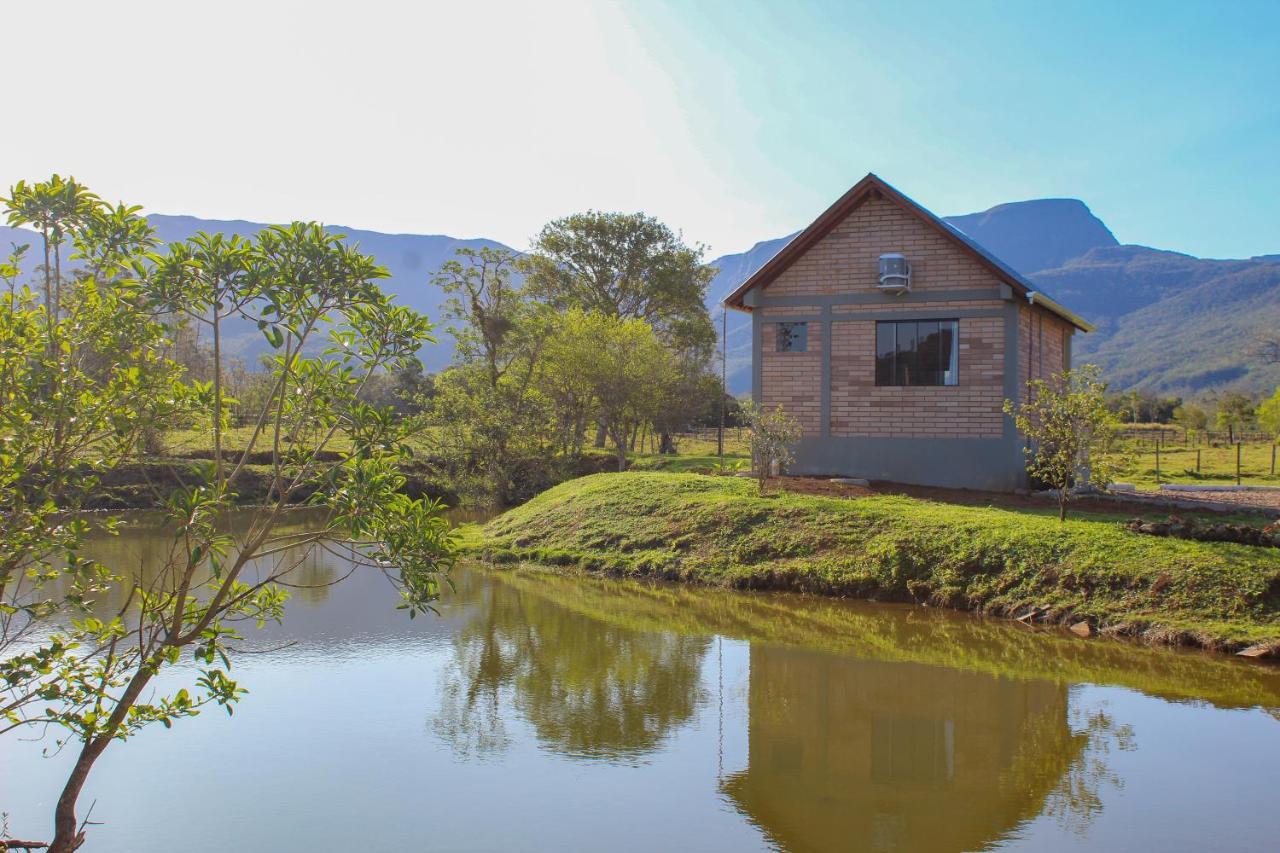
[723,173,1093,491]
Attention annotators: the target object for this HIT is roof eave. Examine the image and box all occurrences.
[1026,291,1094,333]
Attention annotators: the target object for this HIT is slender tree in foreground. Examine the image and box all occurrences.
[747,403,802,494]
[3,176,456,851]
[1004,365,1124,521]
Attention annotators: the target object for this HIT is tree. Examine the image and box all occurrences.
[542,310,673,471]
[526,211,714,339]
[747,403,802,494]
[2,180,457,851]
[1003,366,1125,521]
[433,247,534,391]
[2,181,189,763]
[4,175,102,321]
[1214,392,1255,441]
[429,248,554,504]
[525,211,717,447]
[1257,388,1280,439]
[1172,402,1209,433]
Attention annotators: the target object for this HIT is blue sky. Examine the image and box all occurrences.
[3,0,1276,259]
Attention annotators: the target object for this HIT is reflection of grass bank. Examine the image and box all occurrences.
[476,472,1280,653]
[87,460,456,509]
[482,565,1280,711]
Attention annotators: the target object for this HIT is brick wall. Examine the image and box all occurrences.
[767,196,1005,297]
[757,194,1015,439]
[828,317,1005,438]
[761,320,823,435]
[754,193,1080,442]
[1019,305,1072,387]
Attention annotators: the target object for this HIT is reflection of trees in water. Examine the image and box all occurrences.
[434,571,710,762]
[70,510,341,616]
[1039,695,1137,836]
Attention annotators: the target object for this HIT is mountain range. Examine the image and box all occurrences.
[3,200,1278,398]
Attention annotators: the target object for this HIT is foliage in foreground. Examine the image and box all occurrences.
[2,176,456,852]
[479,472,1280,650]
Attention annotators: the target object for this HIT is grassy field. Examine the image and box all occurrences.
[1113,438,1279,488]
[474,472,1280,652]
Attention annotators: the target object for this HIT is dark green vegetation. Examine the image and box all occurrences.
[478,472,1280,651]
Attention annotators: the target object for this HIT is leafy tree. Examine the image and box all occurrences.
[2,182,189,762]
[542,310,673,471]
[2,178,457,852]
[4,175,102,321]
[1257,388,1280,439]
[1214,392,1255,441]
[1172,402,1209,433]
[433,247,534,390]
[430,248,554,504]
[747,403,802,494]
[525,211,717,447]
[1004,366,1125,521]
[526,211,714,340]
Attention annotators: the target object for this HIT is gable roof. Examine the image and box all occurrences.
[722,173,1092,332]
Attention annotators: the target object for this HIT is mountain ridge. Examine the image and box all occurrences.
[4,198,1277,397]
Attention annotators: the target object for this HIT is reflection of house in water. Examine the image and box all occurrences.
[722,646,1084,853]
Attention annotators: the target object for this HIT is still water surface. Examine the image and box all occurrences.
[2,512,1279,852]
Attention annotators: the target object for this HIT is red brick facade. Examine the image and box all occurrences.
[755,196,1070,439]
[726,173,1088,490]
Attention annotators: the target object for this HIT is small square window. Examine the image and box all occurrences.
[776,322,808,352]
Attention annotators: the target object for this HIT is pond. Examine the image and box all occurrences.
[2,511,1279,851]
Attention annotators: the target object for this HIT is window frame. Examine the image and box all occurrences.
[874,318,960,387]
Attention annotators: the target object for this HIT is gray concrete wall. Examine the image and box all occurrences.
[788,436,1029,492]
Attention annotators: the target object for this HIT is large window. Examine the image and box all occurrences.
[776,322,808,352]
[875,319,959,386]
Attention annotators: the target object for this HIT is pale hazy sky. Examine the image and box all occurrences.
[5,0,1277,258]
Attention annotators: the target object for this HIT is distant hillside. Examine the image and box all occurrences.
[0,217,513,372]
[945,198,1118,274]
[5,198,1278,398]
[1072,252,1280,394]
[708,199,1280,397]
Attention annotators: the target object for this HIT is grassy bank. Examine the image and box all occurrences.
[476,472,1280,652]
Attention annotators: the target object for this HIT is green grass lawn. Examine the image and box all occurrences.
[476,472,1280,651]
[162,423,445,458]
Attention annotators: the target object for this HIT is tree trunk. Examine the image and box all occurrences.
[48,740,103,852]
[49,660,159,852]
[608,425,628,472]
[659,430,676,455]
[594,420,607,449]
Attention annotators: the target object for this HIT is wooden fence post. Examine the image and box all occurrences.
[1196,448,1201,474]
[1155,443,1161,484]
[1272,444,1276,477]
[1237,442,1242,485]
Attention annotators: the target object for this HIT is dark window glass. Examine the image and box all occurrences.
[776,322,808,352]
[894,320,918,385]
[916,320,941,385]
[874,319,959,386]
[875,323,896,385]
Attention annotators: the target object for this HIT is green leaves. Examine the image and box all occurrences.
[1004,365,1126,519]
[1,175,458,851]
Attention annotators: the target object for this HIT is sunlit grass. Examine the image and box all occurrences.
[478,472,1280,650]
